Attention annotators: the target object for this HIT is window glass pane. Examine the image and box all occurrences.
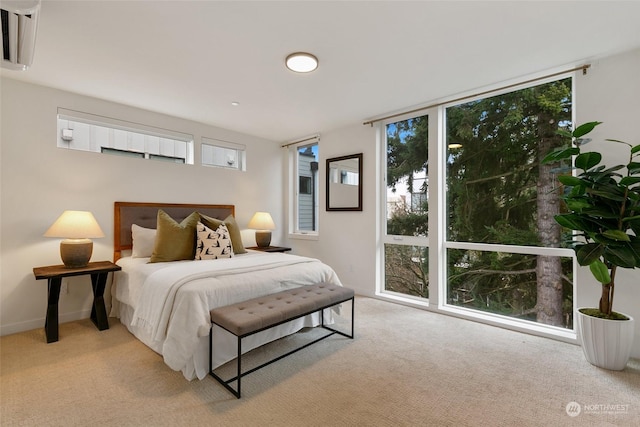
[297,144,318,232]
[149,153,185,164]
[299,176,312,194]
[444,77,574,329]
[101,147,144,159]
[447,249,574,329]
[445,78,572,247]
[384,244,429,298]
[386,114,429,237]
[201,137,245,170]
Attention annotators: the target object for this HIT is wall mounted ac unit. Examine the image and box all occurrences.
[1,0,41,71]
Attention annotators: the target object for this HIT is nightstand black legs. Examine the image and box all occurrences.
[44,272,110,343]
[45,277,62,343]
[34,261,120,343]
[90,272,109,331]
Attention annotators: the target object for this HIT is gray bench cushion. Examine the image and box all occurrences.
[210,283,354,336]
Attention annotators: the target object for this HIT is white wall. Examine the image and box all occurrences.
[290,47,640,358]
[284,124,377,297]
[0,78,283,335]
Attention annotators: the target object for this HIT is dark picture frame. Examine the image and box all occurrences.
[326,153,363,211]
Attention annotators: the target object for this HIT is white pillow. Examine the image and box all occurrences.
[195,221,233,260]
[131,224,156,258]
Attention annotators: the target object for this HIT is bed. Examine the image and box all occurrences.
[110,202,342,380]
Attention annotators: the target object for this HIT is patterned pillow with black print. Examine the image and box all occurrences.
[195,221,234,260]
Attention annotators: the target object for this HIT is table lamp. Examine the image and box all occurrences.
[248,212,275,248]
[44,210,105,268]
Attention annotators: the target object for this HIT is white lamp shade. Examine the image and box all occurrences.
[44,211,105,239]
[248,212,275,231]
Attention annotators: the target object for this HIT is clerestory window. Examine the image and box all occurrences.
[201,137,246,171]
[56,108,194,164]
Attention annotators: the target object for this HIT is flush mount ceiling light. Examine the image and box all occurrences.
[285,52,318,73]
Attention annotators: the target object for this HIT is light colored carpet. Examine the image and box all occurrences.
[1,297,638,427]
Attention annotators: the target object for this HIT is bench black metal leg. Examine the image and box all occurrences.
[321,298,355,339]
[237,336,242,398]
[209,297,354,399]
[209,329,243,398]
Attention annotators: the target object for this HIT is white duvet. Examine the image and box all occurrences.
[112,251,342,380]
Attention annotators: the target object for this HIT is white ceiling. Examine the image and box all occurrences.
[3,1,640,142]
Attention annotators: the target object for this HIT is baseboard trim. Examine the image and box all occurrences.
[0,309,92,336]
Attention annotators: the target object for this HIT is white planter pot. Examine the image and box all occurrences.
[576,308,635,371]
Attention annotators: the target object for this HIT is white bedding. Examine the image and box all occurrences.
[111,251,342,380]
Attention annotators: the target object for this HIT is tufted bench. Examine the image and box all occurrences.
[209,283,354,398]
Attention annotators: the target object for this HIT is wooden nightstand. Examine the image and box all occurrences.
[247,246,292,253]
[33,261,121,343]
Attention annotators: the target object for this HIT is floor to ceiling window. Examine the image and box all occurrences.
[381,74,577,334]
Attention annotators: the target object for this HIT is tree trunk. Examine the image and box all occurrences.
[536,256,564,326]
[536,114,564,326]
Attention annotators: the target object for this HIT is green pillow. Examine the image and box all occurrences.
[150,210,200,262]
[199,213,247,254]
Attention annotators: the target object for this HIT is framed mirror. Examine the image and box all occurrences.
[326,153,363,211]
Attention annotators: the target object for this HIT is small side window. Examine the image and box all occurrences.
[289,140,319,234]
[201,137,246,171]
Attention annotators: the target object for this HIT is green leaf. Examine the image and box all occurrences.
[576,243,604,266]
[628,162,640,174]
[554,214,587,231]
[604,244,639,268]
[542,147,579,164]
[620,177,640,186]
[573,122,602,139]
[565,199,591,212]
[602,230,631,242]
[595,165,625,175]
[588,259,611,284]
[557,175,583,186]
[622,214,640,223]
[580,207,619,218]
[568,185,586,197]
[594,232,622,245]
[632,144,640,154]
[585,188,627,202]
[575,152,601,170]
[627,237,640,264]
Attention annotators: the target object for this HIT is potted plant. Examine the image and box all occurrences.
[543,121,637,370]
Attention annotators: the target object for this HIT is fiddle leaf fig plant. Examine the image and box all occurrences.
[542,121,640,319]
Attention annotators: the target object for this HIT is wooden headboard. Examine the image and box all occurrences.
[114,201,235,261]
